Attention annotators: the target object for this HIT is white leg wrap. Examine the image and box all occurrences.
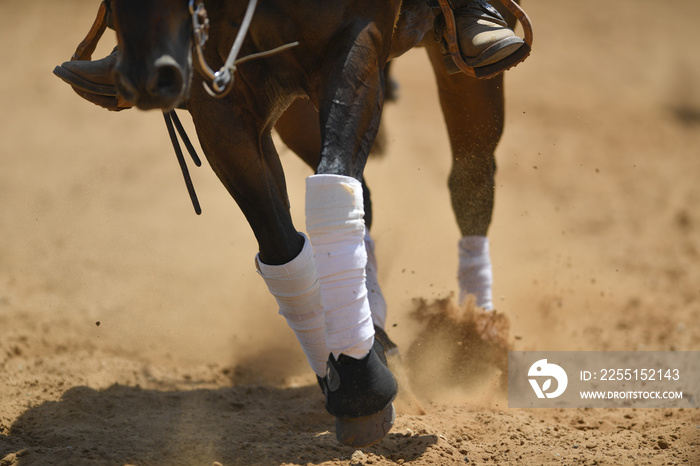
[458,235,494,310]
[256,233,328,377]
[306,174,374,360]
[364,231,387,329]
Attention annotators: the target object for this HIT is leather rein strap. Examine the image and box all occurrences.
[164,110,203,215]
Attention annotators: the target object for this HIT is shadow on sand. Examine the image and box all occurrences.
[1,383,436,465]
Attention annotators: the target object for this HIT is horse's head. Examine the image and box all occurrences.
[111,0,193,110]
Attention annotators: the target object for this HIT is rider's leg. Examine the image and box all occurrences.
[429,0,524,73]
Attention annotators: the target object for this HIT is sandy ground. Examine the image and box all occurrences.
[1,0,699,464]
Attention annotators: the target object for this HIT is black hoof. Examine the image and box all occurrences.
[336,402,396,447]
[321,336,398,447]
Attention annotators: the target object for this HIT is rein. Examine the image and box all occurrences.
[164,110,202,214]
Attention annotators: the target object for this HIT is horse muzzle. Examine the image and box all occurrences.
[113,54,188,111]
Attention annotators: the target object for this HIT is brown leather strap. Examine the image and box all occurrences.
[71,1,108,61]
[437,0,533,79]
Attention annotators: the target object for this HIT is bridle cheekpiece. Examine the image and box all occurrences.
[188,0,298,98]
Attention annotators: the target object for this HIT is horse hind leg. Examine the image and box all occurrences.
[425,37,505,310]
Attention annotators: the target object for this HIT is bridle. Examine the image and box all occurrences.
[188,0,298,98]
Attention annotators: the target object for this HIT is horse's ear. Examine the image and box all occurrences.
[71,1,110,62]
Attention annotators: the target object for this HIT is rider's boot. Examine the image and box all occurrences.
[431,0,524,74]
[53,0,131,111]
[54,47,132,111]
[319,335,398,448]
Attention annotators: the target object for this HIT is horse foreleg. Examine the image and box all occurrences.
[425,38,505,310]
[188,98,330,376]
[304,18,397,447]
[276,99,387,328]
[307,18,390,355]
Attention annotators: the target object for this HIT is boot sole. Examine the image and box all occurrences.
[335,402,396,448]
[53,65,117,96]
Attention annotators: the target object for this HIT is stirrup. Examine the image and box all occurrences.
[437,0,533,79]
[70,1,109,62]
[53,0,114,96]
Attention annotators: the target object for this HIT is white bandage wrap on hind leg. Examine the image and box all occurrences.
[256,233,328,377]
[458,235,494,310]
[306,174,374,360]
[364,231,387,330]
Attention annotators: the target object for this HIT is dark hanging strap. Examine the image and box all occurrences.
[170,110,202,167]
[163,111,202,215]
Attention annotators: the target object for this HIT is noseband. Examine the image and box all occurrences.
[189,0,298,97]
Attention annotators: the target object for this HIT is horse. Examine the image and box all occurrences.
[100,0,527,447]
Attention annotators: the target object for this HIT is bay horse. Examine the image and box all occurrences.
[98,0,528,448]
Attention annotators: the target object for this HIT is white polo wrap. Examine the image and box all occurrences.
[256,233,328,376]
[458,235,494,310]
[305,174,374,360]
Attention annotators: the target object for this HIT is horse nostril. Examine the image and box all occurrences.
[158,66,179,91]
[158,66,177,88]
[148,59,184,98]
